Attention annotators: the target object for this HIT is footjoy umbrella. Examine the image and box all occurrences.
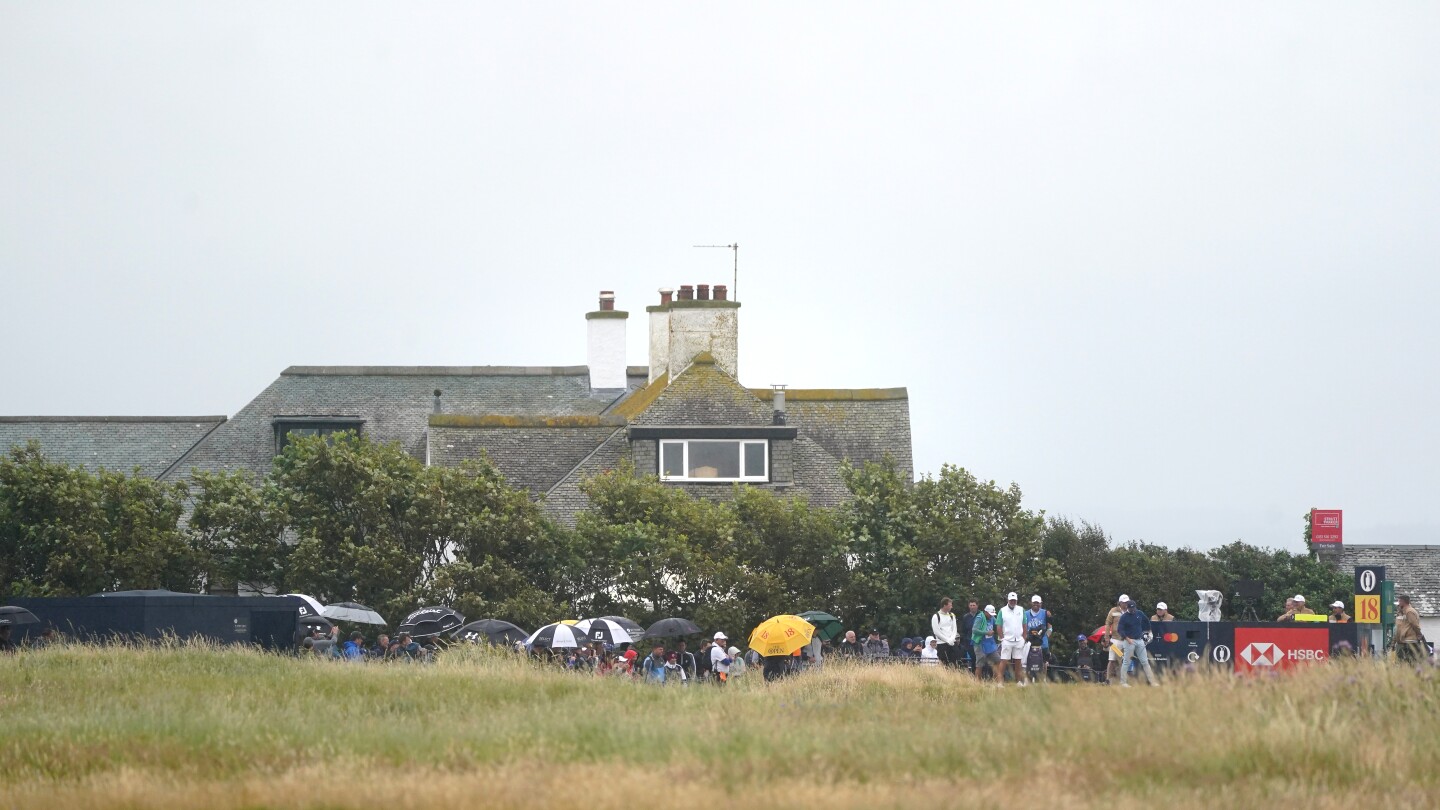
[322,602,387,626]
[0,606,40,626]
[526,622,591,650]
[646,617,701,638]
[748,615,816,658]
[596,615,645,641]
[796,610,844,642]
[283,594,328,620]
[1088,626,1108,644]
[397,606,466,638]
[452,619,529,646]
[574,617,636,646]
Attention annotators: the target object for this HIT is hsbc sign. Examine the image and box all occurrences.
[1233,627,1328,673]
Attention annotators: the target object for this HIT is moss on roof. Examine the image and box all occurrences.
[610,373,669,420]
[428,414,627,428]
[749,387,908,402]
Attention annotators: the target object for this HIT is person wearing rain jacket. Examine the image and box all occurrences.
[641,646,667,684]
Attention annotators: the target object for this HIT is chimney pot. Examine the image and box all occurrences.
[697,284,710,300]
[598,290,615,312]
[433,389,443,414]
[771,385,787,426]
[658,288,673,306]
[714,284,727,301]
[678,285,694,301]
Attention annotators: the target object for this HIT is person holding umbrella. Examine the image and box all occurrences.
[710,632,733,685]
[673,639,697,682]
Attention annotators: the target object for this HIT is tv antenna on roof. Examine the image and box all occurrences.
[693,243,738,301]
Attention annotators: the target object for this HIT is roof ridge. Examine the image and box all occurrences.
[280,365,590,377]
[0,416,228,424]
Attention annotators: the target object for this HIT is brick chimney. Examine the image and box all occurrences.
[586,291,628,390]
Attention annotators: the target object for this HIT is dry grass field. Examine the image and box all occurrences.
[1,642,1436,809]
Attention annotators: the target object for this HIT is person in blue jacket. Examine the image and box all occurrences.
[1117,599,1157,686]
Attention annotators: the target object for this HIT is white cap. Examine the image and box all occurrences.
[713,631,727,640]
[1118,594,1130,604]
[1332,601,1345,609]
[984,604,996,615]
[1031,595,1042,603]
[1156,602,1168,610]
[1294,595,1306,603]
[1007,591,1018,601]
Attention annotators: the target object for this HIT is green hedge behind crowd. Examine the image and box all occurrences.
[0,435,1348,655]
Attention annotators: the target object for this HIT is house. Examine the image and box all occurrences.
[1,285,912,525]
[1335,545,1440,640]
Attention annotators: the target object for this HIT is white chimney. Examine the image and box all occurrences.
[665,283,740,380]
[586,291,628,390]
[647,288,673,383]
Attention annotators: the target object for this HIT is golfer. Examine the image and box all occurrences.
[996,592,1026,685]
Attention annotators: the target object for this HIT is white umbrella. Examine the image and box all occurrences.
[526,622,592,650]
[574,617,636,646]
[284,594,327,619]
[322,602,387,626]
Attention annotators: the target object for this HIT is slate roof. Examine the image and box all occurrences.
[0,416,226,478]
[540,427,630,527]
[753,388,913,480]
[428,417,626,493]
[1336,545,1440,617]
[164,366,644,482]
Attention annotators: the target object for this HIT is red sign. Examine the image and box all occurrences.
[1311,509,1343,545]
[1233,627,1328,673]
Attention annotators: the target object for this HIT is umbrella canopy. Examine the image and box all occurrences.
[397,606,465,638]
[748,615,816,658]
[595,615,645,641]
[298,613,333,631]
[796,610,844,641]
[1088,625,1108,644]
[574,617,636,646]
[526,622,592,650]
[283,594,327,620]
[646,617,702,638]
[321,602,387,626]
[0,606,41,626]
[452,619,529,645]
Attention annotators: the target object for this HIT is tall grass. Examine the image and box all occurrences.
[1,641,1435,809]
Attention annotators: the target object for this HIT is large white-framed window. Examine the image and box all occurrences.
[659,439,768,482]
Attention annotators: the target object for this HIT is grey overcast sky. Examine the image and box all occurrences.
[2,3,1437,552]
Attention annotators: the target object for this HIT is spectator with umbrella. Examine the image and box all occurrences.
[397,606,466,639]
[451,619,529,646]
[645,617,701,638]
[574,617,636,647]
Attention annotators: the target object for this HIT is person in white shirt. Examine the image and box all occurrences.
[919,636,940,665]
[930,597,959,668]
[710,631,732,685]
[996,592,1027,685]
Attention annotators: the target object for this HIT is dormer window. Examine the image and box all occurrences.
[659,439,767,482]
[273,418,364,455]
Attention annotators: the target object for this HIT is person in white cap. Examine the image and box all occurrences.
[1025,595,1052,681]
[710,631,732,685]
[996,592,1026,685]
[1328,600,1351,623]
[1151,602,1173,623]
[1293,595,1315,617]
[970,604,1000,680]
[1104,594,1129,682]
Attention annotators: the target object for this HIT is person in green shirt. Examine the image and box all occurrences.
[971,604,1000,681]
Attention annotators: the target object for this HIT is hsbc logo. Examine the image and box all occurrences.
[1241,642,1284,667]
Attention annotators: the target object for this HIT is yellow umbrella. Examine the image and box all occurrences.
[748,614,816,657]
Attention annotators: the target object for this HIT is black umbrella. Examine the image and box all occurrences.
[397,606,465,638]
[452,619,529,645]
[646,617,701,638]
[0,606,41,626]
[298,613,333,630]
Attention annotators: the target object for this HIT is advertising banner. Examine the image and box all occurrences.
[1311,509,1343,544]
[1232,626,1329,673]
